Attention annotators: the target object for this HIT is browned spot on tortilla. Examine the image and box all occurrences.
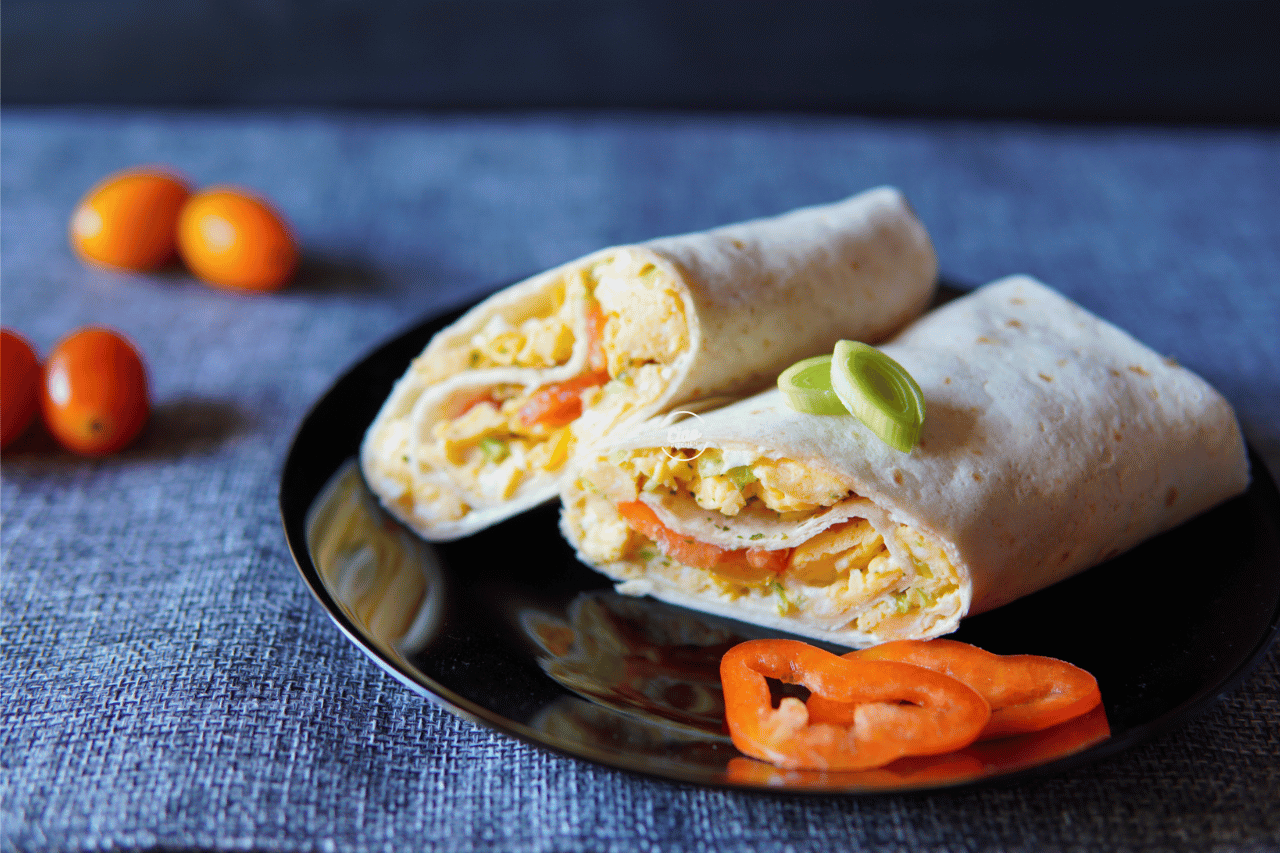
[1113,430,1123,442]
[1038,373,1053,382]
[1148,389,1160,400]
[1128,364,1151,377]
[976,336,994,344]
[1006,319,1022,328]
[849,259,861,271]
[1164,356,1179,367]
[944,377,951,385]
[893,471,904,485]
[1010,297,1025,305]
[731,239,745,250]
[972,472,983,482]
[1165,486,1178,507]
[1109,368,1122,377]
[1057,358,1068,367]
[971,447,983,455]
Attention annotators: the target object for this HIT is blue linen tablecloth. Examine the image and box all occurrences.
[2,108,1278,852]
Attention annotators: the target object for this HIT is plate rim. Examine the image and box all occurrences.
[279,286,1280,795]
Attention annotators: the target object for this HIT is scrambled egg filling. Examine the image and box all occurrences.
[588,449,961,635]
[466,279,578,371]
[621,449,853,516]
[409,252,690,517]
[422,251,690,382]
[592,253,689,380]
[405,387,576,519]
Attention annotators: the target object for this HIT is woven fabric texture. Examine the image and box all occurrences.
[2,110,1278,852]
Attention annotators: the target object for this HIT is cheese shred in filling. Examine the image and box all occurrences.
[573,448,963,640]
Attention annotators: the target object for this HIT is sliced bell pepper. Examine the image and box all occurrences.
[807,639,1102,740]
[720,639,990,771]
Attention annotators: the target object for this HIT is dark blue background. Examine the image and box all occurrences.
[5,0,1279,122]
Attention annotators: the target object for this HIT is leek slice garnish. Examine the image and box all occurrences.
[777,355,848,415]
[830,340,925,453]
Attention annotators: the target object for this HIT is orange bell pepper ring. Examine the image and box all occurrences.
[807,639,1102,740]
[720,639,990,771]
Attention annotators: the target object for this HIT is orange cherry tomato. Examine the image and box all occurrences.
[69,168,192,271]
[1,329,41,449]
[177,187,298,292]
[40,327,150,456]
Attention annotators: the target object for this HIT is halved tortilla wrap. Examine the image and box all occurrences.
[362,187,937,540]
[560,276,1250,648]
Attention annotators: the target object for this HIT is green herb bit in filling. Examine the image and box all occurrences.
[479,436,509,463]
[771,580,797,616]
[892,587,935,614]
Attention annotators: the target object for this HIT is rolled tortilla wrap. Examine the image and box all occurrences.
[560,276,1250,648]
[362,187,937,540]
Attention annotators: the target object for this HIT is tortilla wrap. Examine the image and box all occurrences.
[560,275,1250,648]
[362,187,937,540]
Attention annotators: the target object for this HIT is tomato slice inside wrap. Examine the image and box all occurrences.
[514,370,610,428]
[616,500,790,573]
[719,639,990,771]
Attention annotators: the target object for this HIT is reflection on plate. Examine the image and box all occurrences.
[306,459,445,659]
[280,287,1280,793]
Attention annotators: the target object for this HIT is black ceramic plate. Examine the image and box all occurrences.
[280,285,1280,793]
